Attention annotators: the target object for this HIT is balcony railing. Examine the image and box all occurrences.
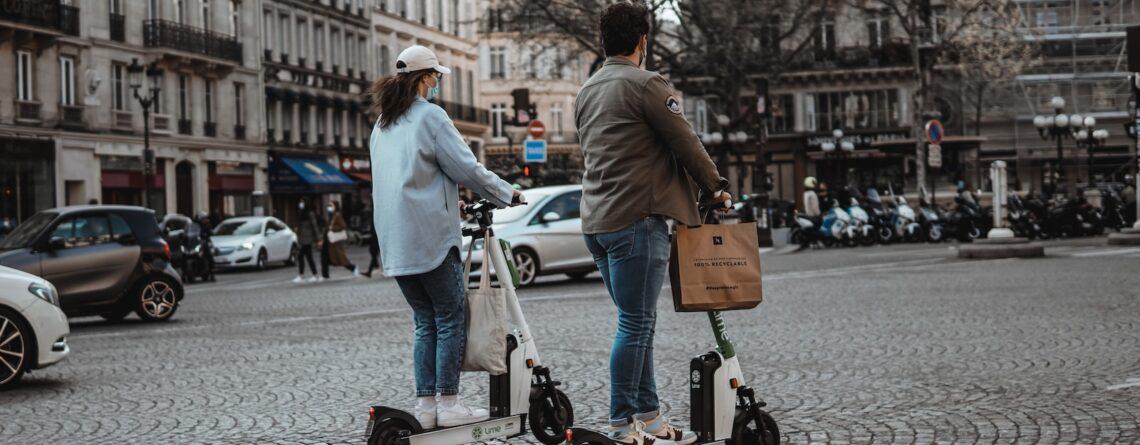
[60,104,85,129]
[15,100,41,122]
[178,118,192,135]
[152,113,173,134]
[0,1,79,36]
[144,19,242,63]
[113,110,133,131]
[204,121,217,137]
[234,124,245,140]
[109,13,125,42]
[438,100,491,125]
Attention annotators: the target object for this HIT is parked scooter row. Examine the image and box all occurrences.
[1006,187,1130,240]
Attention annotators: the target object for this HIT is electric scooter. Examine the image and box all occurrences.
[568,196,779,445]
[366,198,574,445]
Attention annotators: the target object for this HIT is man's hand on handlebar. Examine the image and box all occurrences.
[713,191,733,212]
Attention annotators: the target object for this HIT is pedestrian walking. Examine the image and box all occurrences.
[574,4,730,444]
[368,44,520,429]
[293,199,322,283]
[321,200,367,278]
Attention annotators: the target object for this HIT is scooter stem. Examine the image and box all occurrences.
[485,230,540,363]
[707,311,736,359]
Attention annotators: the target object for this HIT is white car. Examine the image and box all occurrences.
[462,185,594,287]
[211,217,298,269]
[0,265,69,388]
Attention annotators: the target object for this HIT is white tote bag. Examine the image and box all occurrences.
[460,243,508,375]
[327,229,348,243]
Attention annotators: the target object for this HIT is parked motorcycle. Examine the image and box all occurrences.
[845,198,876,246]
[1007,193,1043,240]
[915,195,944,243]
[865,188,896,244]
[890,196,922,242]
[821,199,854,247]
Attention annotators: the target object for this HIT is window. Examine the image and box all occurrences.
[1035,10,1059,29]
[112,63,127,111]
[50,215,113,248]
[379,45,390,75]
[230,0,240,37]
[531,191,581,224]
[551,104,564,134]
[296,17,307,62]
[148,0,158,20]
[524,47,536,79]
[489,46,506,79]
[59,57,76,106]
[178,75,190,119]
[770,94,794,133]
[331,28,341,67]
[109,0,123,14]
[359,37,368,75]
[815,18,836,59]
[278,13,290,56]
[451,0,459,33]
[807,89,899,131]
[867,15,889,49]
[436,0,444,28]
[109,214,131,238]
[234,82,245,125]
[491,103,506,137]
[174,0,186,23]
[418,0,427,23]
[314,22,325,63]
[333,109,342,137]
[452,67,462,103]
[151,72,163,113]
[282,102,292,135]
[316,106,326,136]
[466,71,473,106]
[346,34,355,71]
[694,99,708,135]
[17,51,33,102]
[760,15,780,52]
[202,0,211,31]
[204,81,214,122]
[299,104,309,135]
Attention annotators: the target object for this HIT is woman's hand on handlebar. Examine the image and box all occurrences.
[510,190,526,207]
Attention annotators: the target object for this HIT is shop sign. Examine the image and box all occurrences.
[340,157,371,171]
[805,131,908,149]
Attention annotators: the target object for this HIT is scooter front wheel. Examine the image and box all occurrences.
[368,418,414,445]
[732,407,780,445]
[529,389,575,445]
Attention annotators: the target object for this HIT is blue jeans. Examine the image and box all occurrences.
[395,247,466,397]
[584,216,671,427]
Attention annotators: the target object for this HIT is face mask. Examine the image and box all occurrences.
[298,202,305,210]
[327,206,335,213]
[427,80,441,101]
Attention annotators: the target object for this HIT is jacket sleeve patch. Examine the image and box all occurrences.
[665,96,682,115]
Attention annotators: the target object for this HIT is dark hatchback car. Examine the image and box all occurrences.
[0,206,184,322]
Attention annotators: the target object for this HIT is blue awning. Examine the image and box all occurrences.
[269,157,356,194]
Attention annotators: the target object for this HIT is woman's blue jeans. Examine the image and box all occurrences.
[395,247,466,397]
[583,216,671,427]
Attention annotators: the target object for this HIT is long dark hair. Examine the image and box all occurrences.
[368,70,435,129]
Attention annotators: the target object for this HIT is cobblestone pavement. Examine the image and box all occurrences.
[1,240,1138,444]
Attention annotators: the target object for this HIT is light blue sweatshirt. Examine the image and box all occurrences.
[370,97,514,276]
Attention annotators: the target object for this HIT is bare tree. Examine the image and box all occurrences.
[951,5,1038,136]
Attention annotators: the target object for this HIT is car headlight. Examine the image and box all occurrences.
[239,242,254,251]
[28,282,59,306]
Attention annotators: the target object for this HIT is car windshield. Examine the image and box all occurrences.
[492,191,553,223]
[0,212,57,250]
[213,220,262,236]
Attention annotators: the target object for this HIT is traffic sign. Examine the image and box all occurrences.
[925,119,944,144]
[524,140,547,163]
[527,120,546,139]
[928,143,942,168]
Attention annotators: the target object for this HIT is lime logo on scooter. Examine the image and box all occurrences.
[691,370,702,384]
[471,426,483,441]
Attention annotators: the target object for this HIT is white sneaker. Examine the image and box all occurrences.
[306,276,318,283]
[316,276,326,283]
[414,405,437,430]
[609,421,656,445]
[436,400,490,428]
[352,266,361,277]
[643,416,697,445]
[292,276,304,284]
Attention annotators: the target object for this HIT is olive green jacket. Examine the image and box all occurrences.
[574,57,722,234]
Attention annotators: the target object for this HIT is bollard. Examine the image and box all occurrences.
[988,161,1015,239]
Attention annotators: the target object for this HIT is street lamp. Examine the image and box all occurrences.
[1072,116,1109,184]
[128,58,162,210]
[1034,96,1077,197]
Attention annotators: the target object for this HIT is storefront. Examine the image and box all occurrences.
[0,136,55,224]
[209,161,258,218]
[268,154,355,226]
[338,156,373,231]
[99,155,167,213]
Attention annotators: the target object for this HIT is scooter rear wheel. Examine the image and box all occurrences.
[732,407,780,445]
[529,389,575,445]
[368,418,414,445]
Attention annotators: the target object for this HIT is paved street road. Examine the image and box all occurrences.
[2,240,1138,444]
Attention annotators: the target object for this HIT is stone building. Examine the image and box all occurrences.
[1,0,266,223]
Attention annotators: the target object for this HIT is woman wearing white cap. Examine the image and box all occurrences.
[368,45,519,429]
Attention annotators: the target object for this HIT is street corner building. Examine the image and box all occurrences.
[1,0,268,223]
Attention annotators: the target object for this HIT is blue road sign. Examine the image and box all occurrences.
[524,140,547,163]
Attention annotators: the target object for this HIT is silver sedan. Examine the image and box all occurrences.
[461,185,594,287]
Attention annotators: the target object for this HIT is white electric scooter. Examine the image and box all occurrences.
[569,191,779,445]
[366,198,573,445]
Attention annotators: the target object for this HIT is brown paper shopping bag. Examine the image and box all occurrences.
[669,222,763,312]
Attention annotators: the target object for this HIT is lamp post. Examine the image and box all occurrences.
[128,58,162,210]
[1071,117,1109,184]
[820,128,854,186]
[1033,96,1077,198]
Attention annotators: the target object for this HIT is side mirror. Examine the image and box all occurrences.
[541,212,560,224]
[47,236,66,250]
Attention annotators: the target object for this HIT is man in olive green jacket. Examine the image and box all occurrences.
[574,3,730,444]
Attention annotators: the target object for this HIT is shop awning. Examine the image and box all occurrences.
[269,157,356,194]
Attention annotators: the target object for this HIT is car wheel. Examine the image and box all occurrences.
[134,276,180,322]
[565,271,590,281]
[286,244,298,266]
[512,248,539,287]
[256,248,268,270]
[0,308,30,389]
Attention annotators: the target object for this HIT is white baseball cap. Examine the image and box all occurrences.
[395,45,451,74]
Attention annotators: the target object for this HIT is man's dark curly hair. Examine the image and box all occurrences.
[599,2,650,57]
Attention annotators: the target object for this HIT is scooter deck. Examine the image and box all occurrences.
[402,415,525,445]
[566,427,727,445]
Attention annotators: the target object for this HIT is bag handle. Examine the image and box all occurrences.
[463,241,475,289]
[479,235,493,290]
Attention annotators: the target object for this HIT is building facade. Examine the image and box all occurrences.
[1,0,266,224]
[477,0,592,186]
